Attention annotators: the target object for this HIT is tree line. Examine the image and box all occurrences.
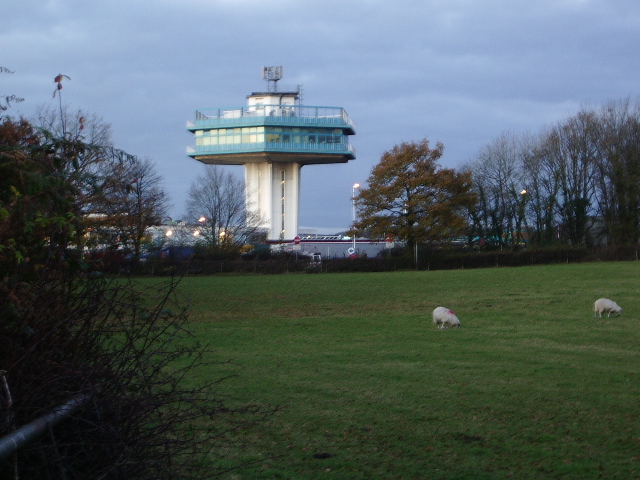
[466,98,640,249]
[354,97,640,253]
[5,68,640,261]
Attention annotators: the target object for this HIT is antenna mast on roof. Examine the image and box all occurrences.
[262,66,283,93]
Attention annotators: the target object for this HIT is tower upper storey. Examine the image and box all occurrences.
[186,78,355,166]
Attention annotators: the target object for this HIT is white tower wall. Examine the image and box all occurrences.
[245,162,301,240]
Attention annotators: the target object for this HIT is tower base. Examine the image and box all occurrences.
[245,162,301,241]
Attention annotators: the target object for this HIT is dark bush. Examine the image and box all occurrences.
[0,116,274,478]
[0,271,273,479]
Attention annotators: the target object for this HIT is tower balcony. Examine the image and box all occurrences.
[187,105,356,135]
[187,104,356,165]
[187,141,356,165]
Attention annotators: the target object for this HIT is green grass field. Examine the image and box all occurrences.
[174,262,640,479]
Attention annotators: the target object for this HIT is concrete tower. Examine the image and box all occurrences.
[186,67,356,241]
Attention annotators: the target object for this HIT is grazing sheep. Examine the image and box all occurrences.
[433,307,461,329]
[593,298,623,318]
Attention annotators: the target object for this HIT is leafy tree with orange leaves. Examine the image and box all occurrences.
[353,139,475,254]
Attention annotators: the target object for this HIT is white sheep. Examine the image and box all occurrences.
[593,298,623,318]
[432,307,461,329]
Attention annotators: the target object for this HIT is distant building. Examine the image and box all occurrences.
[186,66,356,241]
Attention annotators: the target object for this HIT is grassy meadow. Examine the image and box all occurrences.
[171,262,640,479]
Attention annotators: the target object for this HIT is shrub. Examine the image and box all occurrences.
[0,274,231,478]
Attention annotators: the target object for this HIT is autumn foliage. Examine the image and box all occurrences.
[353,139,476,253]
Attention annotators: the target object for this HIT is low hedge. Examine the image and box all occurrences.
[96,245,640,276]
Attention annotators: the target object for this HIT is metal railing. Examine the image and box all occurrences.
[0,394,91,461]
[188,104,356,132]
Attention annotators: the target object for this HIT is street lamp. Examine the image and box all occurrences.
[194,216,206,238]
[352,183,360,252]
[518,189,528,245]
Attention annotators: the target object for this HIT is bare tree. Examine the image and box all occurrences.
[458,97,640,249]
[32,105,119,249]
[0,67,24,112]
[35,104,112,149]
[520,129,561,246]
[185,166,265,252]
[593,98,640,245]
[32,106,171,256]
[466,133,527,248]
[92,155,170,260]
[545,109,600,246]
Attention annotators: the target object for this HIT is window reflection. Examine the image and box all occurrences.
[196,126,347,149]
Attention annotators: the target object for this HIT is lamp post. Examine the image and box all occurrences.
[194,216,206,238]
[352,183,360,252]
[518,189,527,245]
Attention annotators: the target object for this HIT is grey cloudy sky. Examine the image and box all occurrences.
[4,0,640,232]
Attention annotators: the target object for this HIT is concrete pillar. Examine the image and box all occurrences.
[245,162,301,240]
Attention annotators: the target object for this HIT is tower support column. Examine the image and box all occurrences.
[245,162,301,240]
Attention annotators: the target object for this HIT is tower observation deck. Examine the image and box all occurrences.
[186,68,356,241]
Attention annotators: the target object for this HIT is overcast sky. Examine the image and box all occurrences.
[4,0,640,232]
